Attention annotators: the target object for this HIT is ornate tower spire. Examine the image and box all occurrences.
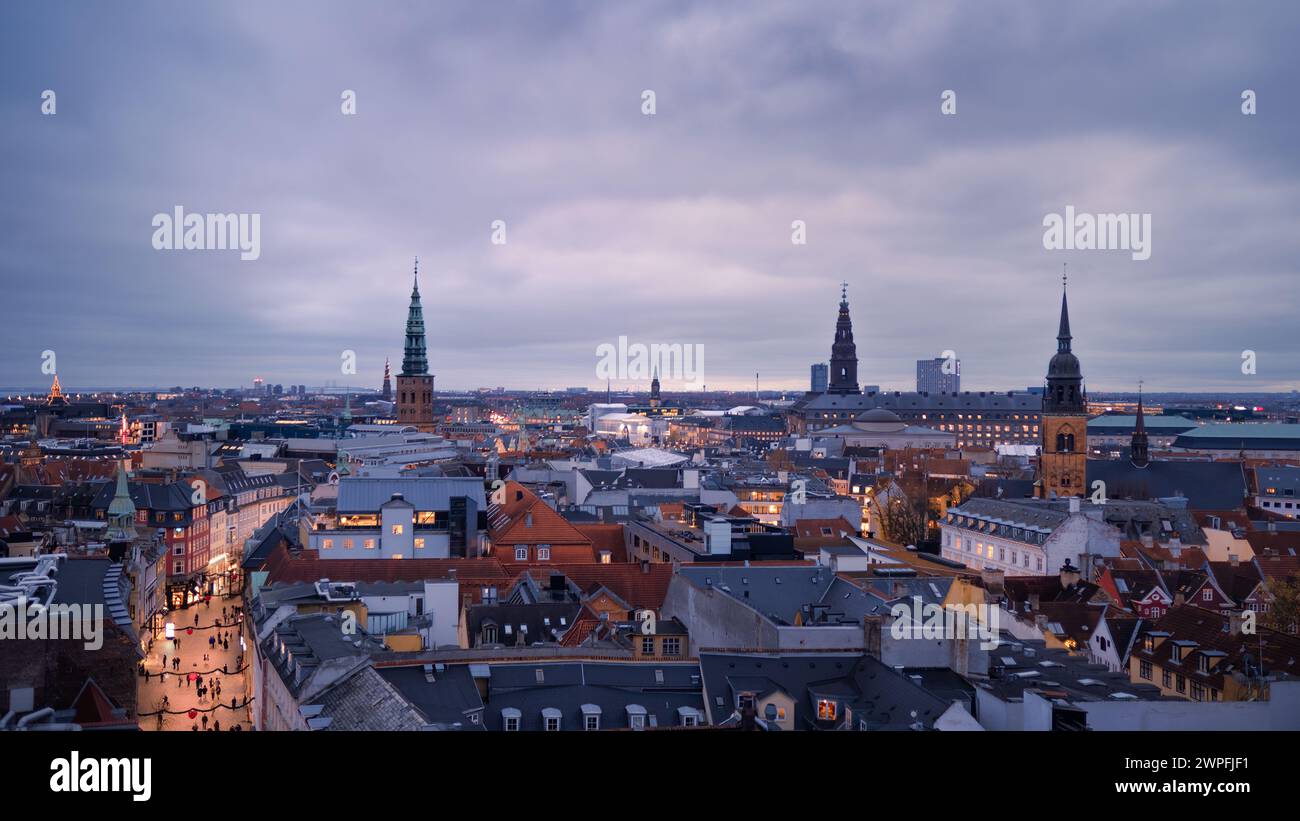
[650,365,661,408]
[1037,268,1088,499]
[1044,271,1084,413]
[827,282,860,395]
[106,462,137,542]
[381,357,393,402]
[401,258,429,377]
[1130,381,1149,468]
[396,257,436,430]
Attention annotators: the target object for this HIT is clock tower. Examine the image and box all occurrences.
[1037,274,1087,498]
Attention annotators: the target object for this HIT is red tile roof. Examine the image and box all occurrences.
[488,481,591,547]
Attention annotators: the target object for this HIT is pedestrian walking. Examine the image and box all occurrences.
[194,613,199,627]
[201,714,208,730]
[213,719,221,732]
[162,654,167,669]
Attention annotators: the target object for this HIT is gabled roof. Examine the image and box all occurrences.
[488,481,592,547]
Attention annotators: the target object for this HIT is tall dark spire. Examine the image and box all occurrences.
[1057,282,1072,351]
[381,357,392,401]
[1044,270,1084,413]
[649,365,661,407]
[827,282,860,395]
[1131,381,1149,467]
[400,258,429,377]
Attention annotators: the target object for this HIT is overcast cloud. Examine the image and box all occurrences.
[1,0,1297,394]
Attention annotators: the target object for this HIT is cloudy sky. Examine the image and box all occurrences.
[2,1,1297,394]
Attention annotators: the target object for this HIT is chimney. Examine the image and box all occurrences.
[1059,559,1081,590]
[1068,497,1081,514]
[1229,554,1240,567]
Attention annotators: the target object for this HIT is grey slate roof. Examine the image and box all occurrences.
[336,476,486,513]
[699,651,958,730]
[1086,460,1247,510]
[676,565,838,626]
[313,666,430,731]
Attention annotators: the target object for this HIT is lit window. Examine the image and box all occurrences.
[414,538,425,549]
[817,699,838,721]
[391,524,403,535]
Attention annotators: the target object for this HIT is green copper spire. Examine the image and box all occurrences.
[106,462,137,542]
[400,258,429,377]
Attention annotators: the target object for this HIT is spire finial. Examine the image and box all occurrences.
[840,281,848,302]
[1062,263,1067,289]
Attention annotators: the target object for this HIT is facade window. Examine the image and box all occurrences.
[322,539,333,549]
[1175,675,1186,694]
[173,561,184,574]
[817,699,837,722]
[662,638,681,657]
[1202,589,1213,602]
[343,539,354,549]
[391,524,403,535]
[414,538,425,549]
[642,637,655,655]
[504,716,519,732]
[545,716,560,732]
[1162,670,1172,688]
[585,714,599,731]
[363,539,375,549]
[515,547,529,561]
[537,546,551,561]
[1139,660,1152,680]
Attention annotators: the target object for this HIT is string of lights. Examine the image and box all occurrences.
[139,697,255,718]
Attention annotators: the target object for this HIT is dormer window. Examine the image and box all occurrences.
[502,708,521,731]
[817,699,838,722]
[542,707,561,731]
[626,704,647,730]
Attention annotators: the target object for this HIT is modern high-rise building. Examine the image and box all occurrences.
[1036,277,1087,499]
[827,284,860,395]
[810,363,828,393]
[397,259,435,430]
[916,357,960,393]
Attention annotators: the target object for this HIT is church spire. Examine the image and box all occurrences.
[381,357,392,402]
[106,462,137,542]
[400,258,429,377]
[1057,267,1072,352]
[1131,381,1150,467]
[827,282,860,395]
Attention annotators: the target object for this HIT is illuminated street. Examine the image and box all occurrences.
[137,595,251,731]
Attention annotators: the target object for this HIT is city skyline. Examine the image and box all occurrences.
[3,2,1299,393]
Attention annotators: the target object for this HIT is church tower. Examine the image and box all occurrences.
[381,357,393,402]
[649,366,661,409]
[397,259,435,430]
[827,283,861,395]
[1037,274,1088,498]
[1130,383,1149,468]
